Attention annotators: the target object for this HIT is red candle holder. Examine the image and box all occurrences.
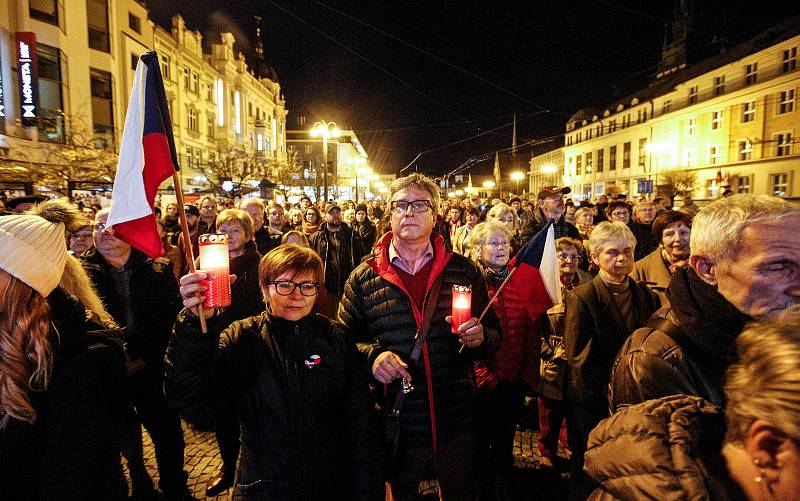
[451,285,472,334]
[198,233,231,308]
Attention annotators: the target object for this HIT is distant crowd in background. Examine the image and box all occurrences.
[1,178,799,501]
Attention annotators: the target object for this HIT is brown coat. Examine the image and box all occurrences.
[630,247,672,305]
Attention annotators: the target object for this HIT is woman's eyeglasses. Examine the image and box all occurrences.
[270,280,320,296]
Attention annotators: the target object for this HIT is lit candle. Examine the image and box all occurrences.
[451,285,472,334]
[199,233,232,308]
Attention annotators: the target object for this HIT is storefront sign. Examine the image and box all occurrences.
[16,32,38,126]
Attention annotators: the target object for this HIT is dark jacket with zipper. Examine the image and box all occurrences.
[609,266,751,411]
[339,231,501,450]
[80,248,182,373]
[309,222,365,297]
[519,207,581,246]
[0,288,127,501]
[165,311,383,500]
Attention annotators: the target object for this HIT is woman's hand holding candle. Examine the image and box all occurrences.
[179,271,236,319]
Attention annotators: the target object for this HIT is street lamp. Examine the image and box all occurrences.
[356,165,372,202]
[310,120,341,202]
[510,171,525,195]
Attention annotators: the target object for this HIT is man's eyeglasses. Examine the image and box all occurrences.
[270,280,320,297]
[557,253,582,261]
[94,223,108,231]
[611,211,629,217]
[390,200,432,214]
[485,240,509,249]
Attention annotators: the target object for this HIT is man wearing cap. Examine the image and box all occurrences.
[81,208,190,500]
[309,202,365,316]
[519,186,581,245]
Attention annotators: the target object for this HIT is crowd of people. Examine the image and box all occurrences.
[0,176,798,501]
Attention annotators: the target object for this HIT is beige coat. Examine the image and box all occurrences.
[631,247,672,305]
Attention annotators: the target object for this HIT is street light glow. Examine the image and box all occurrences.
[541,164,557,174]
[510,171,525,181]
[482,180,496,188]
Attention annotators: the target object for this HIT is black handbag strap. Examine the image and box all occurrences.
[389,272,445,416]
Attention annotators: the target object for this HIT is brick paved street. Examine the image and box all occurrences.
[131,420,570,500]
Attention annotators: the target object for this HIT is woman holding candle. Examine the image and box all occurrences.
[468,221,541,499]
[165,244,383,500]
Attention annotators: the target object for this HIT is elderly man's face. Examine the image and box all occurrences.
[243,202,264,231]
[390,186,435,243]
[635,205,656,224]
[710,219,800,318]
[538,195,565,221]
[200,199,216,219]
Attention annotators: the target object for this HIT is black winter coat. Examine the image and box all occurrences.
[309,223,365,296]
[164,312,384,500]
[609,267,751,411]
[0,289,127,500]
[80,248,182,372]
[352,220,377,253]
[253,225,282,256]
[339,232,501,449]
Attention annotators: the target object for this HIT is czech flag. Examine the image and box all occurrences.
[106,52,178,259]
[507,221,562,318]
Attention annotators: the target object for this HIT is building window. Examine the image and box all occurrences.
[775,132,793,157]
[575,155,582,175]
[207,116,214,139]
[87,0,110,52]
[685,148,696,168]
[745,63,758,85]
[772,173,789,197]
[688,85,698,104]
[585,152,593,173]
[30,0,58,25]
[623,142,631,169]
[596,149,604,173]
[129,12,141,34]
[686,117,697,136]
[638,138,647,167]
[610,120,617,132]
[191,72,199,93]
[577,132,582,143]
[185,147,193,169]
[131,54,138,70]
[187,108,198,132]
[709,145,721,165]
[587,128,593,140]
[662,100,671,114]
[737,140,754,161]
[741,101,756,123]
[161,55,171,80]
[183,67,190,89]
[782,47,797,74]
[778,90,795,114]
[714,75,725,95]
[711,110,723,130]
[737,176,751,194]
[90,68,113,141]
[609,145,617,170]
[37,44,65,143]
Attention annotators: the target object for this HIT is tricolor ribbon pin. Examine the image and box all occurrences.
[304,354,321,368]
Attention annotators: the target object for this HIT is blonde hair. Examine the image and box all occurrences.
[587,221,636,255]
[486,203,518,226]
[468,222,511,264]
[725,305,800,444]
[0,276,53,428]
[216,208,255,242]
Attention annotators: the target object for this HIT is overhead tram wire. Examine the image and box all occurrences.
[265,0,474,124]
[310,0,550,113]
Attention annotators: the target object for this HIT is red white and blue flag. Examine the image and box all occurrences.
[106,52,178,258]
[507,221,562,318]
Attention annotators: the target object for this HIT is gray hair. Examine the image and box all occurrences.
[387,173,441,216]
[468,221,512,264]
[239,198,264,211]
[725,305,800,445]
[691,194,800,264]
[587,221,636,255]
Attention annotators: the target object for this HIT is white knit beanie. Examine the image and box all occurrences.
[0,213,68,297]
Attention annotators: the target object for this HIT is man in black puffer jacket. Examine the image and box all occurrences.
[339,173,501,501]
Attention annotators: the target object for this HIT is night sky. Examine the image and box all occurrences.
[147,0,799,177]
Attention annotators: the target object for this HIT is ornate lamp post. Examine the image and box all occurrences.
[310,120,341,202]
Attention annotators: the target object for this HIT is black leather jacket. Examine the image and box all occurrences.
[165,312,383,500]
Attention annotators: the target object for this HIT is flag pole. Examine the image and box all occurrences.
[172,171,208,333]
[476,266,518,324]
